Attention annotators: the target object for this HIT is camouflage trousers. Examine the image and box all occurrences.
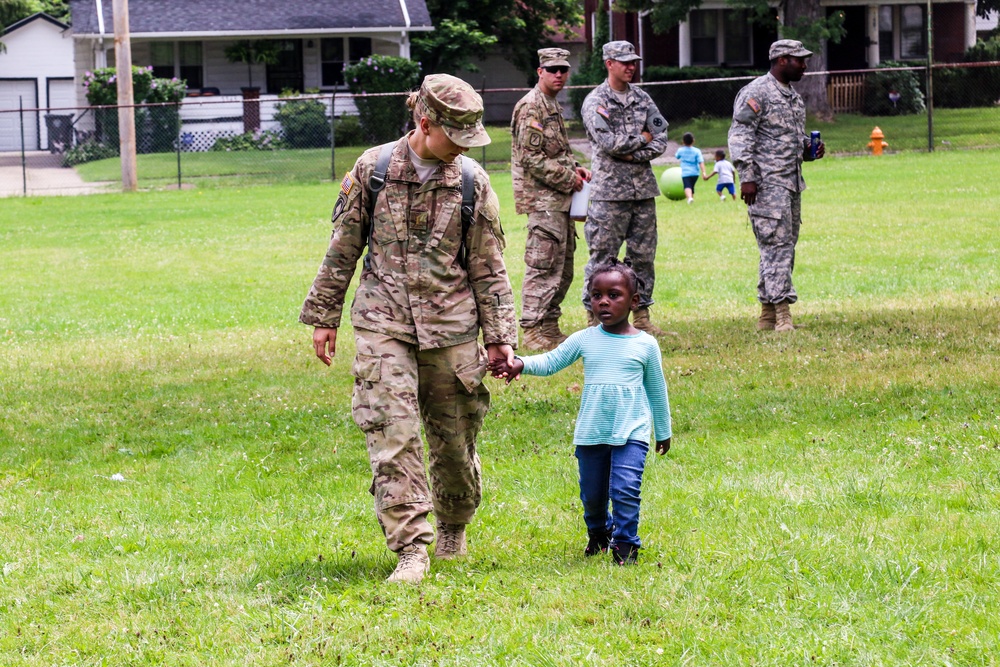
[749,186,801,304]
[520,210,577,327]
[351,329,489,553]
[582,198,658,310]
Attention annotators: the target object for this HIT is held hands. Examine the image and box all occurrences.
[655,438,671,455]
[487,357,524,384]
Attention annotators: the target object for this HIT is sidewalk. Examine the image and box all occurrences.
[0,151,116,197]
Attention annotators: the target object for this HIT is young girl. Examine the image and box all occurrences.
[490,259,671,565]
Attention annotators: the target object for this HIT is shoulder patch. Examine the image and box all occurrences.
[596,105,610,121]
[340,172,355,195]
[746,98,761,114]
[528,119,544,133]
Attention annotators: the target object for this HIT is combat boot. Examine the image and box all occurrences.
[757,303,776,331]
[774,302,794,332]
[434,523,467,560]
[387,544,430,584]
[540,318,568,344]
[632,308,671,337]
[522,325,558,352]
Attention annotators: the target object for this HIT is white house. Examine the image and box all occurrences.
[0,13,76,151]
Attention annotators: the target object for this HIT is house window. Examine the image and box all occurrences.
[321,37,373,87]
[690,11,718,65]
[147,42,203,89]
[899,5,926,60]
[689,9,751,66]
[878,6,894,62]
[723,11,752,65]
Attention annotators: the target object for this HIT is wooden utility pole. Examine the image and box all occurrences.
[112,0,137,191]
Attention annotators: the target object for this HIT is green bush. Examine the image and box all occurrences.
[932,38,1000,109]
[82,66,187,153]
[643,66,761,122]
[344,55,422,144]
[863,62,925,115]
[62,139,118,167]
[210,130,287,152]
[274,94,331,149]
[567,11,609,119]
[333,114,365,147]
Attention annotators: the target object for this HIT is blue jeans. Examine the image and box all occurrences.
[575,439,649,547]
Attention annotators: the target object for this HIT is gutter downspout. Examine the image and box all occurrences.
[397,0,411,59]
[96,0,106,67]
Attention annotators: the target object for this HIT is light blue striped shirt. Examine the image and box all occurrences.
[517,326,671,446]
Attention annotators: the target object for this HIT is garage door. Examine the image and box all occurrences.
[0,80,40,151]
[44,78,76,151]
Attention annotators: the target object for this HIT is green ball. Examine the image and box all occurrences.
[659,167,685,201]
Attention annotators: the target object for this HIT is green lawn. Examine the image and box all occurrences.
[2,150,1000,665]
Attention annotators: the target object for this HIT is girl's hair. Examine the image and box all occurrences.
[682,132,694,146]
[406,91,438,127]
[587,257,640,297]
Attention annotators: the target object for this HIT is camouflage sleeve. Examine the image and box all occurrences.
[630,94,669,162]
[582,93,644,159]
[515,110,578,193]
[298,160,369,328]
[467,171,517,348]
[728,87,763,184]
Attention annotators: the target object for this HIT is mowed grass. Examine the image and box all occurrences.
[1,150,1000,665]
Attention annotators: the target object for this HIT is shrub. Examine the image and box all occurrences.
[344,55,422,144]
[210,130,287,152]
[83,66,187,153]
[274,92,331,149]
[933,38,1000,109]
[643,66,761,122]
[62,139,118,167]
[333,114,365,147]
[863,61,925,115]
[567,10,609,119]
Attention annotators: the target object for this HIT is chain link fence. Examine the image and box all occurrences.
[2,62,998,196]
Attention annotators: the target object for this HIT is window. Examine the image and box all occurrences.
[321,37,373,87]
[689,9,751,66]
[146,42,203,89]
[723,11,752,65]
[878,6,894,62]
[899,5,926,60]
[150,43,174,80]
[690,10,718,65]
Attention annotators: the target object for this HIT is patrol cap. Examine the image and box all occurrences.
[602,40,641,62]
[538,47,571,68]
[417,73,491,148]
[768,39,813,60]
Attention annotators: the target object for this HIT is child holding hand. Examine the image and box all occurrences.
[490,259,671,565]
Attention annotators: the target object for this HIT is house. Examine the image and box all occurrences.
[0,12,75,151]
[585,0,982,73]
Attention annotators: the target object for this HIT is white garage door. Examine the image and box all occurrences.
[0,80,40,151]
[44,79,77,151]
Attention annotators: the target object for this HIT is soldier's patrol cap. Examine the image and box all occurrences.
[602,40,642,62]
[417,73,491,148]
[538,47,571,68]
[768,39,813,60]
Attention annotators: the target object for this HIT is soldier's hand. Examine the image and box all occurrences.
[641,131,653,144]
[312,327,338,366]
[572,173,586,192]
[740,182,758,205]
[816,142,826,159]
[576,166,592,183]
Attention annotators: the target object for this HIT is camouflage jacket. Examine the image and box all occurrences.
[299,135,517,350]
[581,80,668,201]
[728,73,814,193]
[510,86,578,214]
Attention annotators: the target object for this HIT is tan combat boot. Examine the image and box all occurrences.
[632,308,671,337]
[522,325,558,352]
[540,318,568,344]
[757,303,776,331]
[434,523,467,560]
[774,302,794,332]
[387,544,430,584]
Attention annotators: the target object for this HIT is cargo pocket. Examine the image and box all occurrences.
[351,353,386,432]
[524,223,559,271]
[455,353,487,395]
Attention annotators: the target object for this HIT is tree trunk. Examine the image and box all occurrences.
[784,0,834,120]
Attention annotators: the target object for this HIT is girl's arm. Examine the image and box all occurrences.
[643,341,672,443]
[518,331,585,377]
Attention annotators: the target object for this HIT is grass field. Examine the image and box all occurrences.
[2,150,1000,665]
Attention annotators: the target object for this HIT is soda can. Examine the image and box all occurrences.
[810,131,821,158]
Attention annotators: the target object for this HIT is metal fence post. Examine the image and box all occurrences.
[175,100,182,189]
[330,92,337,181]
[926,0,934,152]
[19,97,27,196]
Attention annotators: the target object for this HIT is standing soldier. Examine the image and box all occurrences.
[300,74,517,584]
[511,47,592,351]
[581,40,670,337]
[728,39,825,332]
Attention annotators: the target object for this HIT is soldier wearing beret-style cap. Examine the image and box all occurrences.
[728,39,825,333]
[300,73,516,584]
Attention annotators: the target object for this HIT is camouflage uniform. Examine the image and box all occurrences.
[511,56,580,328]
[300,89,516,553]
[729,71,816,305]
[581,77,668,310]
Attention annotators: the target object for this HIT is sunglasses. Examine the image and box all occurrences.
[543,66,569,74]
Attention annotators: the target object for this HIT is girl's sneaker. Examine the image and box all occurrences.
[612,542,638,565]
[584,531,611,557]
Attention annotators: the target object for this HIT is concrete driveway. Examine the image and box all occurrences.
[0,151,116,197]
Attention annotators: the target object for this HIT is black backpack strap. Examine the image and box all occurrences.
[458,155,477,269]
[363,142,395,270]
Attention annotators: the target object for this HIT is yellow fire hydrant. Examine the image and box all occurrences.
[868,126,888,156]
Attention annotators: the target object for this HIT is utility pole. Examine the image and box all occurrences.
[113,0,137,191]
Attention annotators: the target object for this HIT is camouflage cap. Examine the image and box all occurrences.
[418,73,491,148]
[602,40,641,62]
[538,47,571,68]
[769,39,813,60]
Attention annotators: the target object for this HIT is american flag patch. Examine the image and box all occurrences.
[529,119,544,132]
[340,172,355,195]
[747,98,761,114]
[596,105,610,120]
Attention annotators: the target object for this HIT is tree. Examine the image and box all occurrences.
[1,0,70,52]
[615,0,844,118]
[413,0,583,83]
[224,40,281,90]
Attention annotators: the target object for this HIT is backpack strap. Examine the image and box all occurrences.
[362,142,395,270]
[458,155,477,270]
